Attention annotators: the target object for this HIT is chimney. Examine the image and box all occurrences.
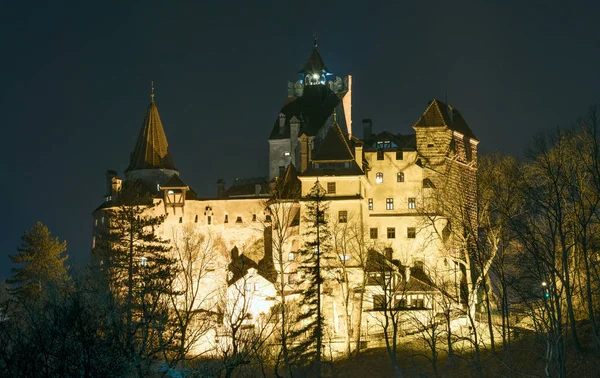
[105,170,118,198]
[217,179,226,198]
[362,119,372,143]
[354,142,363,171]
[405,266,411,283]
[299,134,312,173]
[278,113,286,136]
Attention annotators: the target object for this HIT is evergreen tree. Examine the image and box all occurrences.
[97,181,179,376]
[291,181,330,377]
[7,221,69,302]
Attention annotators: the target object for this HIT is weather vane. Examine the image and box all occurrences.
[151,81,155,102]
[313,32,318,48]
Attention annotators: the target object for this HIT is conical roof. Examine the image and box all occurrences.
[413,99,477,139]
[126,100,177,172]
[299,48,330,75]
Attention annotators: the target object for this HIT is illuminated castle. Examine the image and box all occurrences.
[92,43,479,353]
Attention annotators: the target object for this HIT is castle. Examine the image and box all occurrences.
[92,44,479,353]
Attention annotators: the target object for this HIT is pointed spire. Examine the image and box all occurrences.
[299,35,331,80]
[125,89,177,172]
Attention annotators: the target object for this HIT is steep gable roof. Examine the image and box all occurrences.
[126,100,177,172]
[311,120,354,162]
[414,99,476,140]
[269,85,343,140]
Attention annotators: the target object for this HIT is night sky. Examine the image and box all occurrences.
[1,1,599,279]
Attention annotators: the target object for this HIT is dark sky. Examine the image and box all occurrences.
[1,1,599,279]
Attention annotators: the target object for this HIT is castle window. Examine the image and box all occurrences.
[252,214,257,222]
[339,254,351,261]
[368,198,373,210]
[140,256,148,267]
[396,150,403,160]
[194,215,198,223]
[179,217,183,223]
[288,252,295,261]
[387,227,396,239]
[92,236,96,249]
[94,219,98,227]
[376,172,383,183]
[386,198,394,210]
[236,216,243,223]
[408,198,416,209]
[283,151,291,156]
[327,182,336,194]
[224,214,229,223]
[279,166,285,176]
[377,149,384,160]
[207,216,212,225]
[370,228,378,239]
[338,210,348,223]
[428,143,434,148]
[397,172,404,182]
[266,215,272,222]
[288,273,297,284]
[407,227,416,239]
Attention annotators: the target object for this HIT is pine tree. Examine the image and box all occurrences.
[8,221,69,302]
[97,181,178,375]
[290,181,330,377]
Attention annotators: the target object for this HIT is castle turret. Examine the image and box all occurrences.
[125,83,179,191]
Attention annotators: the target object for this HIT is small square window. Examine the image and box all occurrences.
[368,198,373,210]
[376,172,383,183]
[370,228,378,239]
[252,214,257,222]
[236,216,243,223]
[397,172,404,182]
[407,227,416,238]
[338,210,348,223]
[387,227,396,239]
[327,182,336,194]
[386,198,394,210]
[288,252,295,261]
[396,150,403,160]
[377,149,384,160]
[408,198,416,209]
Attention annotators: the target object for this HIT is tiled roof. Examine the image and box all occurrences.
[298,48,330,75]
[414,99,476,139]
[269,85,343,140]
[312,121,354,162]
[225,177,270,198]
[274,164,301,199]
[364,131,416,150]
[126,100,177,172]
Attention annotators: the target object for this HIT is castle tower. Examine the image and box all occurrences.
[125,84,179,191]
[268,42,353,181]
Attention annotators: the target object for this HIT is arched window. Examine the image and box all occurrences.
[397,172,404,182]
[376,172,383,183]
